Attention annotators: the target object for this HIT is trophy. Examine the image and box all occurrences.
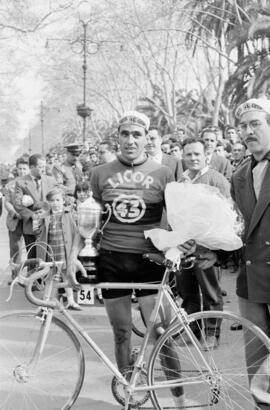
[77,195,103,281]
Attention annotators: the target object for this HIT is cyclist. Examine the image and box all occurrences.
[86,111,200,407]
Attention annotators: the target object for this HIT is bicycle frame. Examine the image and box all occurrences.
[24,263,215,409]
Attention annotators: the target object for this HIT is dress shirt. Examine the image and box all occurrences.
[251,151,270,199]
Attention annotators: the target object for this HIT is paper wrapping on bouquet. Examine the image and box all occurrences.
[145,182,243,252]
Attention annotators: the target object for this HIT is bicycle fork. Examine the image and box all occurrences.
[21,309,54,379]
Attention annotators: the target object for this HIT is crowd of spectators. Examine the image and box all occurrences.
[2,103,270,407]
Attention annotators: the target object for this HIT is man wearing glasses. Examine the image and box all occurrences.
[232,98,270,409]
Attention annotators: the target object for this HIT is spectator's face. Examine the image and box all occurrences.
[232,143,246,161]
[118,124,147,162]
[17,163,29,177]
[76,189,90,203]
[79,152,90,163]
[98,144,114,164]
[67,151,80,165]
[30,159,46,178]
[90,153,98,164]
[57,154,64,164]
[226,128,238,144]
[202,132,217,153]
[48,193,64,213]
[183,142,206,172]
[215,146,226,157]
[146,129,162,156]
[239,111,270,159]
[171,146,182,159]
[161,143,171,154]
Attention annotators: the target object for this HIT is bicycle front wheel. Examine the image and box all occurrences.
[148,310,270,409]
[0,310,85,410]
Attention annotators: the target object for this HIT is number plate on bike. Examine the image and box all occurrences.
[77,285,95,305]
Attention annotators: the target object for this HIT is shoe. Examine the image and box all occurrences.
[230,322,243,331]
[66,302,82,311]
[221,289,227,296]
[201,335,219,351]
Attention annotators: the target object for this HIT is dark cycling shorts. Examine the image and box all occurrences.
[97,249,165,299]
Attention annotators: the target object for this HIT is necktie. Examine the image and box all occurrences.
[34,178,41,199]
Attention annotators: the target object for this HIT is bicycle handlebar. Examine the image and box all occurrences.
[13,260,64,309]
[25,264,60,309]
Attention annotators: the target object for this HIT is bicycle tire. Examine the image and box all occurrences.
[0,310,85,410]
[147,310,270,409]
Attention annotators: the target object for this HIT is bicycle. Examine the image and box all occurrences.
[1,255,270,410]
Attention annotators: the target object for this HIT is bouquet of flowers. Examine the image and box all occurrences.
[145,182,243,264]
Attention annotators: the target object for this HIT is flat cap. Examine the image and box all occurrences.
[235,98,270,119]
[118,110,150,131]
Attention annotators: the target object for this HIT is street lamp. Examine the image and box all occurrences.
[74,3,99,144]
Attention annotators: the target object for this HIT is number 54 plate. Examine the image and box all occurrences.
[77,285,95,305]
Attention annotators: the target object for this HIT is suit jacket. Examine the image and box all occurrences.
[4,179,21,231]
[210,153,232,181]
[162,153,183,181]
[15,174,57,235]
[231,157,270,302]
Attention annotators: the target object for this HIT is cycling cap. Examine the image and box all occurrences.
[235,98,270,119]
[118,111,150,131]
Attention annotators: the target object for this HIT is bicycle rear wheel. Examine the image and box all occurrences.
[147,310,270,409]
[0,310,85,410]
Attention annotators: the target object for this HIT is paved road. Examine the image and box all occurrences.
[0,208,241,409]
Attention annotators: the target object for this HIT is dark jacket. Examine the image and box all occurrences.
[231,156,270,302]
[162,153,183,181]
[15,174,57,235]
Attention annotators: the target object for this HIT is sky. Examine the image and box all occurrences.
[0,0,80,163]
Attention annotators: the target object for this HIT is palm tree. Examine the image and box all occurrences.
[183,0,270,123]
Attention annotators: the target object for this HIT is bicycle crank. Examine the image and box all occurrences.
[111,366,150,408]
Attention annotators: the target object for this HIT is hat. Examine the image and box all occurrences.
[64,143,83,155]
[118,110,150,131]
[235,98,270,119]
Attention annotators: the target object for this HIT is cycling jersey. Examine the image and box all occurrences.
[90,157,173,253]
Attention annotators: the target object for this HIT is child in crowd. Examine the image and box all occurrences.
[37,188,86,310]
[72,181,91,223]
[74,181,91,206]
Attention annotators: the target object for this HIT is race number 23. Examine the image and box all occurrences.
[112,194,146,223]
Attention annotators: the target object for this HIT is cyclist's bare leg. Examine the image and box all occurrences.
[138,295,184,399]
[104,295,133,371]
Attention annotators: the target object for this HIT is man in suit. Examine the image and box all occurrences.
[5,157,29,281]
[15,153,57,262]
[201,127,232,180]
[232,98,270,409]
[146,128,183,180]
